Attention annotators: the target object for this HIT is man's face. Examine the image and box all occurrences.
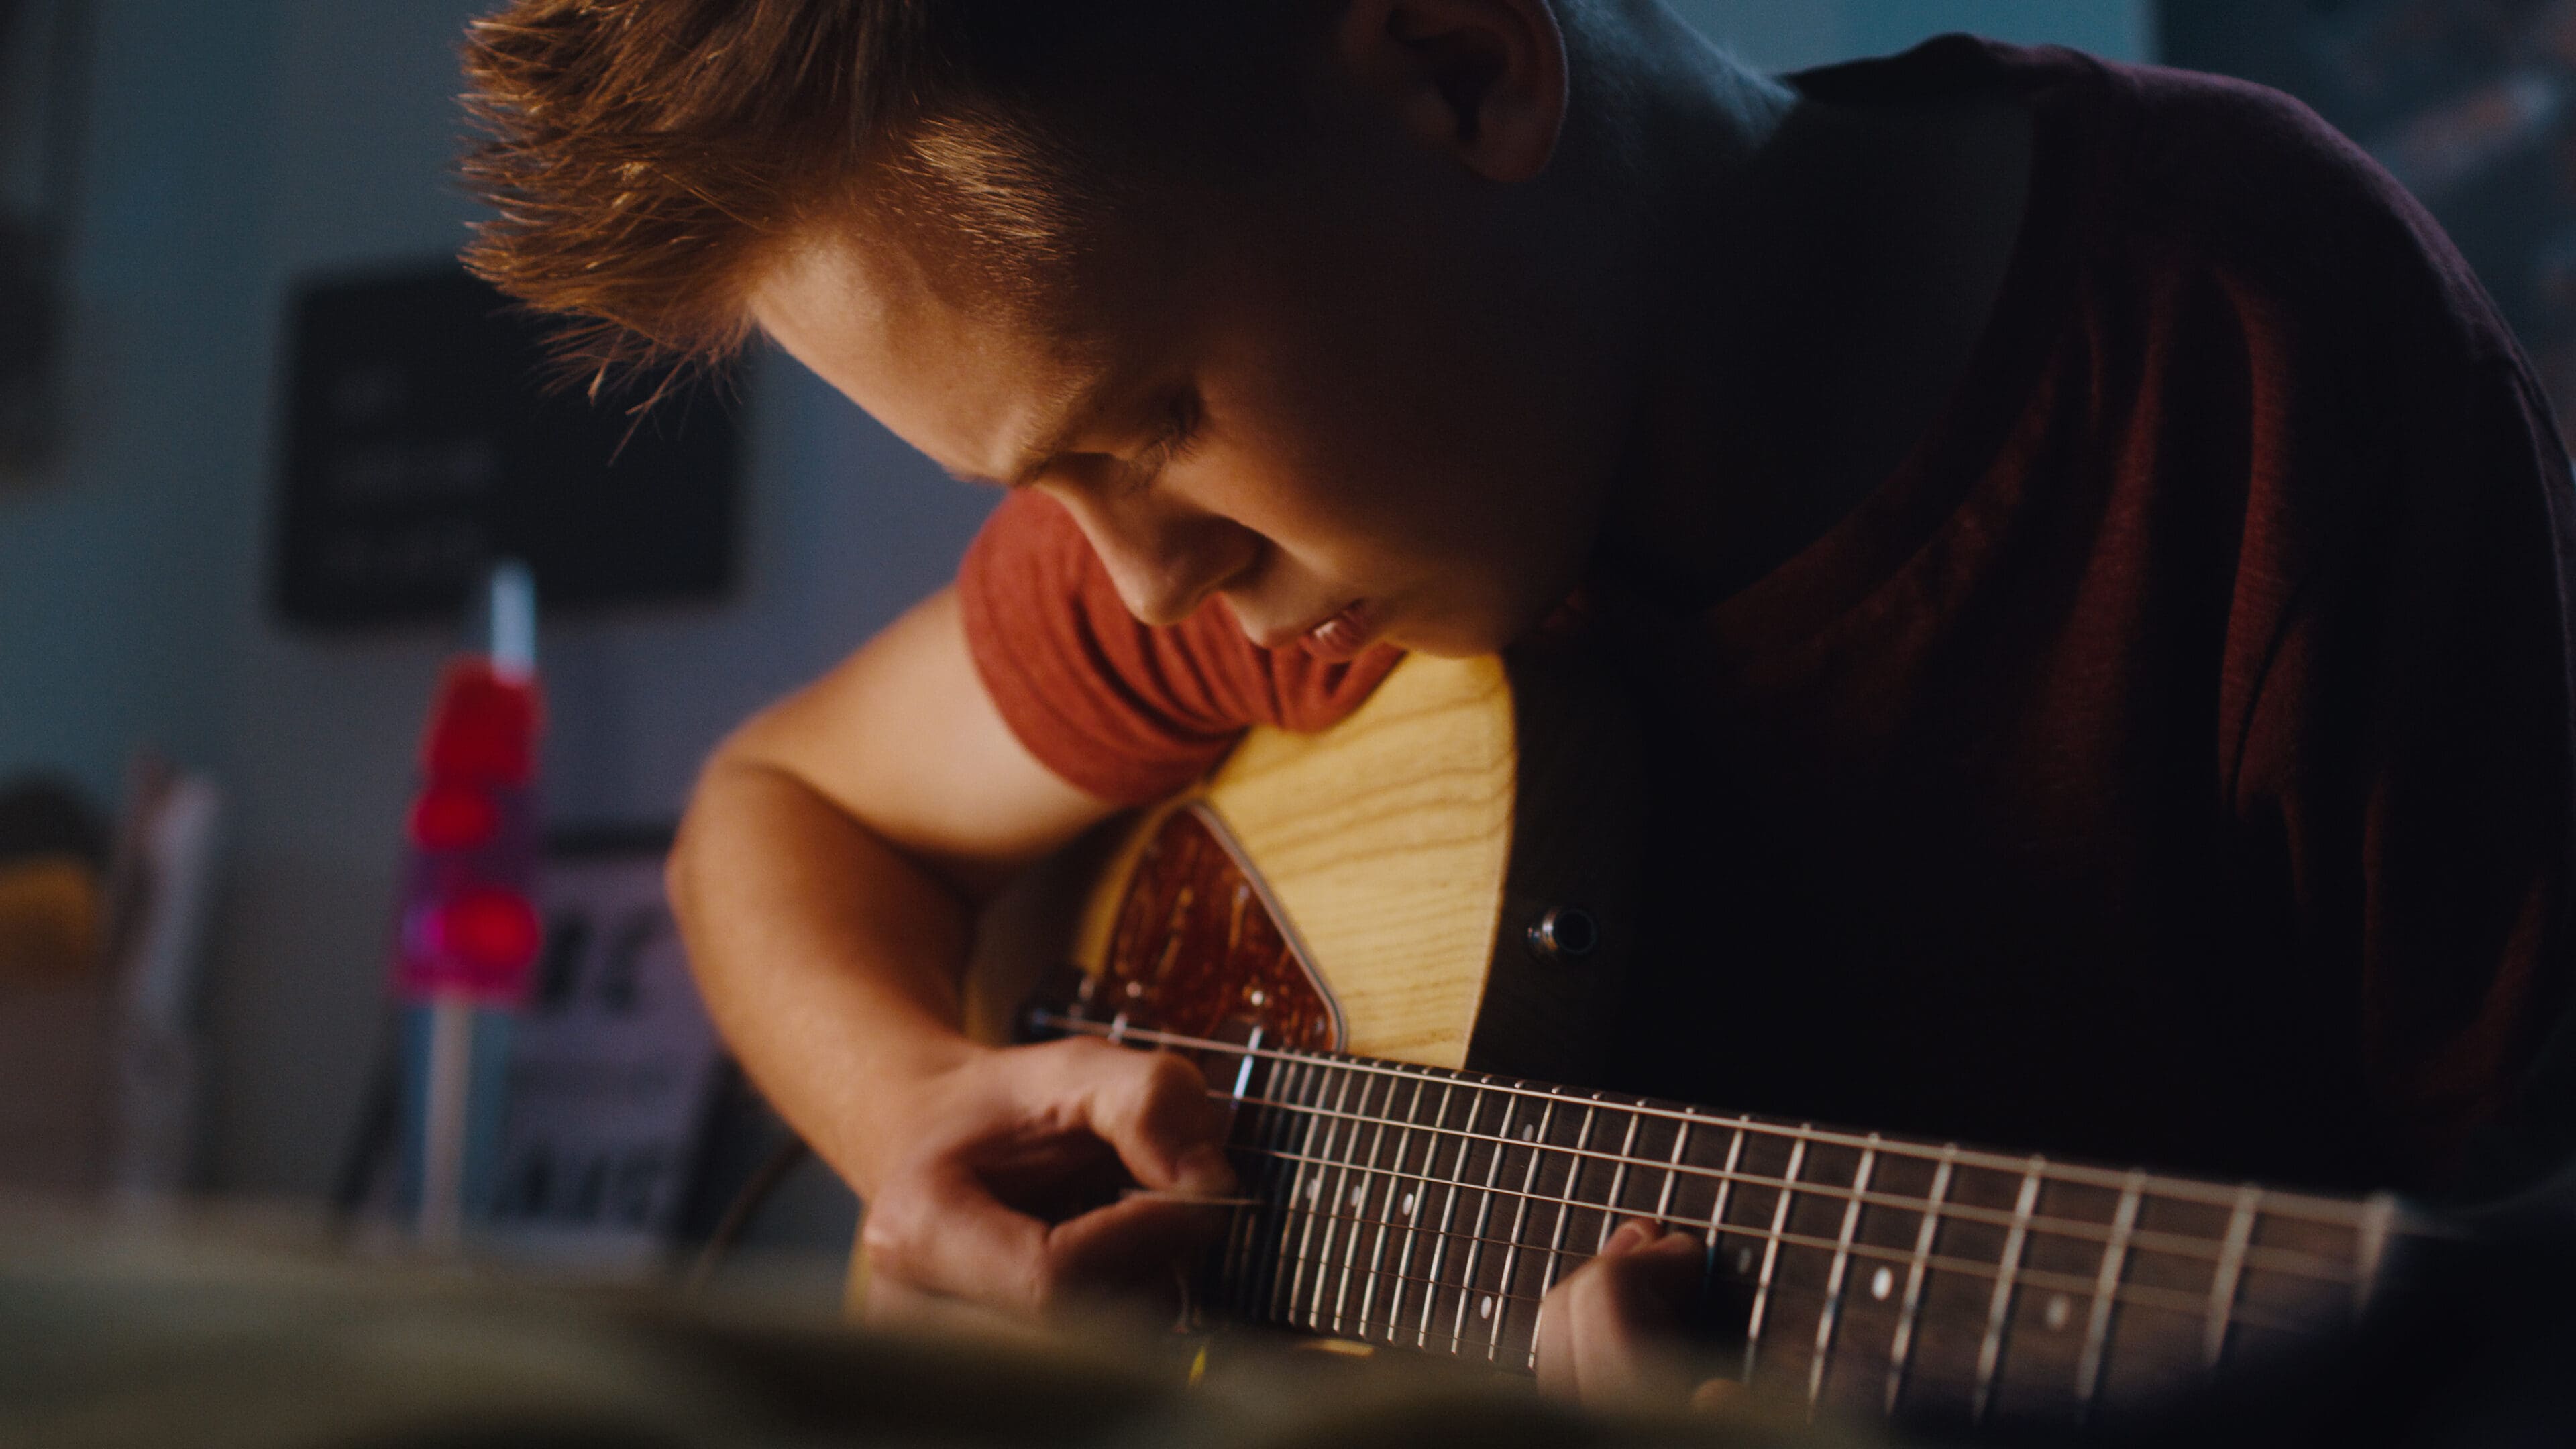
[749,160,1626,660]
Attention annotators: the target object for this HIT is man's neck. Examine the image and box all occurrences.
[1597,44,2035,611]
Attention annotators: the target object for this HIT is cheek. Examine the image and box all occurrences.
[1195,376,1493,555]
[1189,435,1466,582]
[1208,332,1562,555]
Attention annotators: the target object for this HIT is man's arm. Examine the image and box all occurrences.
[667,586,1236,1316]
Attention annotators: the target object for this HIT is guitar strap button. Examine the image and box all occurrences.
[1526,906,1599,963]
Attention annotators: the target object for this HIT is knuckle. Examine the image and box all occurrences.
[859,1204,926,1279]
[1056,1038,1130,1092]
[1142,1049,1202,1101]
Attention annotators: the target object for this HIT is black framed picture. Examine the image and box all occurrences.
[273,264,741,628]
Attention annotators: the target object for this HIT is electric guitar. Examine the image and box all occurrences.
[952,650,2455,1434]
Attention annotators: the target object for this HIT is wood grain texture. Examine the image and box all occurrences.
[1069,653,1520,1070]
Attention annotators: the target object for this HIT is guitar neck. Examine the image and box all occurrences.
[1155,1027,2412,1426]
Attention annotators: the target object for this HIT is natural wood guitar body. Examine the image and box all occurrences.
[964,647,1645,1081]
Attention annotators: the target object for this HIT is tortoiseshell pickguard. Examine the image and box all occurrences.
[1087,804,1342,1053]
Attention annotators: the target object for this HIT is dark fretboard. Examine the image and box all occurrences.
[1151,1030,2414,1429]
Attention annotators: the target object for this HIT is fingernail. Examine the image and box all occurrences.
[1174,1144,1235,1195]
[1605,1220,1650,1254]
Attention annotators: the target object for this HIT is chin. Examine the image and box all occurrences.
[1383,613,1515,659]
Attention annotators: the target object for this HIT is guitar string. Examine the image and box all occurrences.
[1201,1085,2359,1289]
[1206,1065,2342,1330]
[1207,1063,2320,1332]
[1207,1149,2324,1337]
[1246,1232,2224,1396]
[1258,1277,2184,1409]
[1240,1208,2312,1393]
[1223,1081,2349,1284]
[1033,1012,2386,1230]
[1246,1217,2277,1361]
[1250,1256,2159,1406]
[1218,1089,2300,1387]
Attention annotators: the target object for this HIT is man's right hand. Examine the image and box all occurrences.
[668,587,1222,1324]
[851,1036,1238,1322]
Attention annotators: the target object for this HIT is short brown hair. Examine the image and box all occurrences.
[460,1,1314,389]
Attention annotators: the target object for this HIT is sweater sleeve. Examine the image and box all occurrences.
[955,490,1402,806]
[2242,353,2576,1187]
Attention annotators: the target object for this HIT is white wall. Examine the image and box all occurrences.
[0,0,2154,1203]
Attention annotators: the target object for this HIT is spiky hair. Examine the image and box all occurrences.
[459,1,1311,389]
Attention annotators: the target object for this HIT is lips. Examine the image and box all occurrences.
[1298,599,1380,662]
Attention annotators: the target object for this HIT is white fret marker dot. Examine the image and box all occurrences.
[1479,1295,1495,1320]
[2046,1293,2072,1331]
[1735,1248,1754,1275]
[1870,1267,1894,1301]
[1350,1185,1365,1208]
[1520,1125,1537,1141]
[1306,1180,1320,1202]
[1401,1193,1415,1216]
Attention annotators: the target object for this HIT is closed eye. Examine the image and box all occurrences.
[1110,392,1204,496]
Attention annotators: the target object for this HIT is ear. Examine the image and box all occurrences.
[1334,0,1570,184]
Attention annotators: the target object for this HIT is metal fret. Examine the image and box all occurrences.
[1387,1079,1449,1345]
[1972,1159,2047,1421]
[1246,1046,1288,1320]
[1416,1083,1470,1350]
[1216,1036,1271,1318]
[2074,1169,2146,1418]
[1226,1051,1288,1318]
[1269,1057,1330,1318]
[1214,1071,2379,1280]
[1489,1094,1562,1360]
[1653,1118,1692,1228]
[1705,1118,1751,1234]
[1741,1132,1811,1381]
[1703,1116,1751,1312]
[1593,1102,1646,1254]
[1539,1102,1603,1301]
[1283,1066,1359,1330]
[1257,1057,1324,1324]
[1809,1136,1880,1410]
[1328,1076,1396,1336]
[1450,1088,1516,1356]
[1042,1015,2393,1230]
[1275,1062,1332,1330]
[1356,1075,1428,1341]
[1157,1029,2408,1387]
[1885,1144,1960,1415]
[1337,1071,1401,1334]
[2204,1185,2263,1367]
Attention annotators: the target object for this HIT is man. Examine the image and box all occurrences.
[461,0,2575,1403]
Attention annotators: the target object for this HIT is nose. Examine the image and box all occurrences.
[1053,486,1259,628]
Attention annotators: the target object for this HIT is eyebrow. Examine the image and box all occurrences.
[989,368,1128,490]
